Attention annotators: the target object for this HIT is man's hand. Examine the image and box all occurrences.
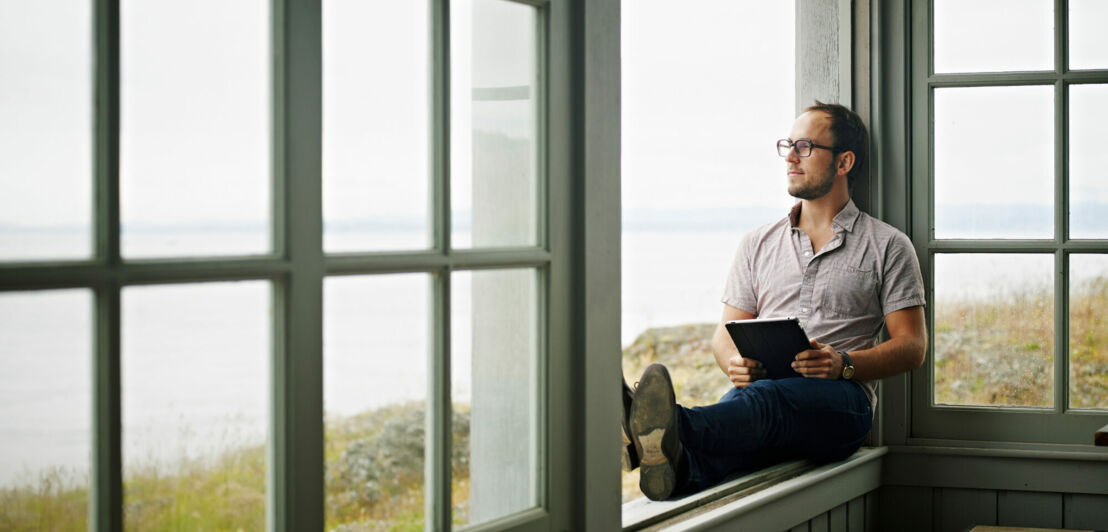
[727,355,766,388]
[792,339,843,379]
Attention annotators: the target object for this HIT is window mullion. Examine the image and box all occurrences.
[1057,0,1068,75]
[1055,72,1069,414]
[429,0,452,529]
[92,0,122,529]
[1056,250,1069,412]
[429,270,453,531]
[432,0,451,255]
[272,0,324,529]
[92,283,122,532]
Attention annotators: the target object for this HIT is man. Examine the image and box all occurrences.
[622,102,927,501]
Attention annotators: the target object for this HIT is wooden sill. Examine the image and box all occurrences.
[622,447,887,531]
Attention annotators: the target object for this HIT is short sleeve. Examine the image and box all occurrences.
[721,231,759,314]
[880,231,926,315]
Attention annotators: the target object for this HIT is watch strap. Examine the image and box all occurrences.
[838,350,854,380]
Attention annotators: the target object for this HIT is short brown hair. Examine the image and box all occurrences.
[805,101,868,191]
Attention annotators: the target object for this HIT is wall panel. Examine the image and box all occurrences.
[780,495,872,532]
[997,491,1064,529]
[878,486,933,532]
[876,485,1108,532]
[934,488,996,532]
[1064,493,1108,530]
[829,504,848,532]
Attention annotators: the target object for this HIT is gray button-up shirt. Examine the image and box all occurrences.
[721,199,926,411]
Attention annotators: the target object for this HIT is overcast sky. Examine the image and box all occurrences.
[1,0,1107,234]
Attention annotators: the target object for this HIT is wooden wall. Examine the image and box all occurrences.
[873,487,1108,532]
[783,493,878,532]
[775,488,1108,532]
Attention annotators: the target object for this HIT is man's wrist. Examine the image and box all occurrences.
[838,351,855,380]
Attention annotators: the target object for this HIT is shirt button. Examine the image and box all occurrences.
[801,307,809,313]
[804,251,811,256]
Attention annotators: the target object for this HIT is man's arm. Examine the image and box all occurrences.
[792,305,927,380]
[711,304,764,387]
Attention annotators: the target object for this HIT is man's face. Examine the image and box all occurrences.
[784,111,839,200]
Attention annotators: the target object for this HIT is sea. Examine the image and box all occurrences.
[2,211,1106,488]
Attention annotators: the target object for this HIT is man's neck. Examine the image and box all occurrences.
[797,192,850,232]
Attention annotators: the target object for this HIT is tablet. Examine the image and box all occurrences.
[724,317,811,379]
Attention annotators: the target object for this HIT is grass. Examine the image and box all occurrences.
[0,468,87,531]
[934,275,1108,409]
[1,403,471,531]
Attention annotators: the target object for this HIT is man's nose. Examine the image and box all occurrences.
[785,147,801,163]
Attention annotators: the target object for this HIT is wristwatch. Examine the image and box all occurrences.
[838,351,855,380]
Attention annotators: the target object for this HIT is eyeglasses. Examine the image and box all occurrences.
[777,138,836,157]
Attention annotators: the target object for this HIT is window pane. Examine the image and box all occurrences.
[1069,84,1108,239]
[620,0,795,502]
[323,274,429,529]
[934,86,1053,239]
[621,0,796,347]
[120,1,270,258]
[1069,0,1108,70]
[0,1,93,262]
[451,269,539,525]
[0,290,91,529]
[933,254,1054,407]
[323,0,430,253]
[933,0,1052,73]
[1069,254,1108,410]
[122,282,269,529]
[451,0,538,249]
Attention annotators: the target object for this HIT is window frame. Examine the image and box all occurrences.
[906,0,1108,444]
[0,0,628,529]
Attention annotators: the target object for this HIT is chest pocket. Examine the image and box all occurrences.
[823,265,880,319]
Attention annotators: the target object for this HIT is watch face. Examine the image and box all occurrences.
[842,365,855,380]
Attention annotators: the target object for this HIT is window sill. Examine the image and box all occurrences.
[622,446,887,531]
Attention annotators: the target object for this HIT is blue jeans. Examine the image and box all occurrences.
[675,378,872,494]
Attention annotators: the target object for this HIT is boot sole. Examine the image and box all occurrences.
[630,364,679,500]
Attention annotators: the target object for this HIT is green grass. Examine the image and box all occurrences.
[0,468,87,531]
[1,403,471,531]
[933,276,1108,409]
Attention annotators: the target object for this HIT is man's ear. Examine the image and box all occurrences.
[836,151,855,176]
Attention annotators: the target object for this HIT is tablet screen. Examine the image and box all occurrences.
[724,317,811,379]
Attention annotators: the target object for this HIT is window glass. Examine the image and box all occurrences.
[0,289,92,529]
[323,274,430,529]
[1068,0,1108,70]
[0,1,93,262]
[451,269,539,526]
[1069,254,1108,410]
[120,0,270,258]
[1068,84,1108,239]
[122,281,269,529]
[621,0,794,502]
[933,86,1053,239]
[933,254,1054,407]
[450,0,538,249]
[933,0,1052,73]
[323,0,430,253]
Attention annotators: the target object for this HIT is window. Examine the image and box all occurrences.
[0,0,602,529]
[910,0,1108,443]
[620,0,795,502]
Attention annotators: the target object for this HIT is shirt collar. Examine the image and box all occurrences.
[788,199,862,233]
[833,199,862,233]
